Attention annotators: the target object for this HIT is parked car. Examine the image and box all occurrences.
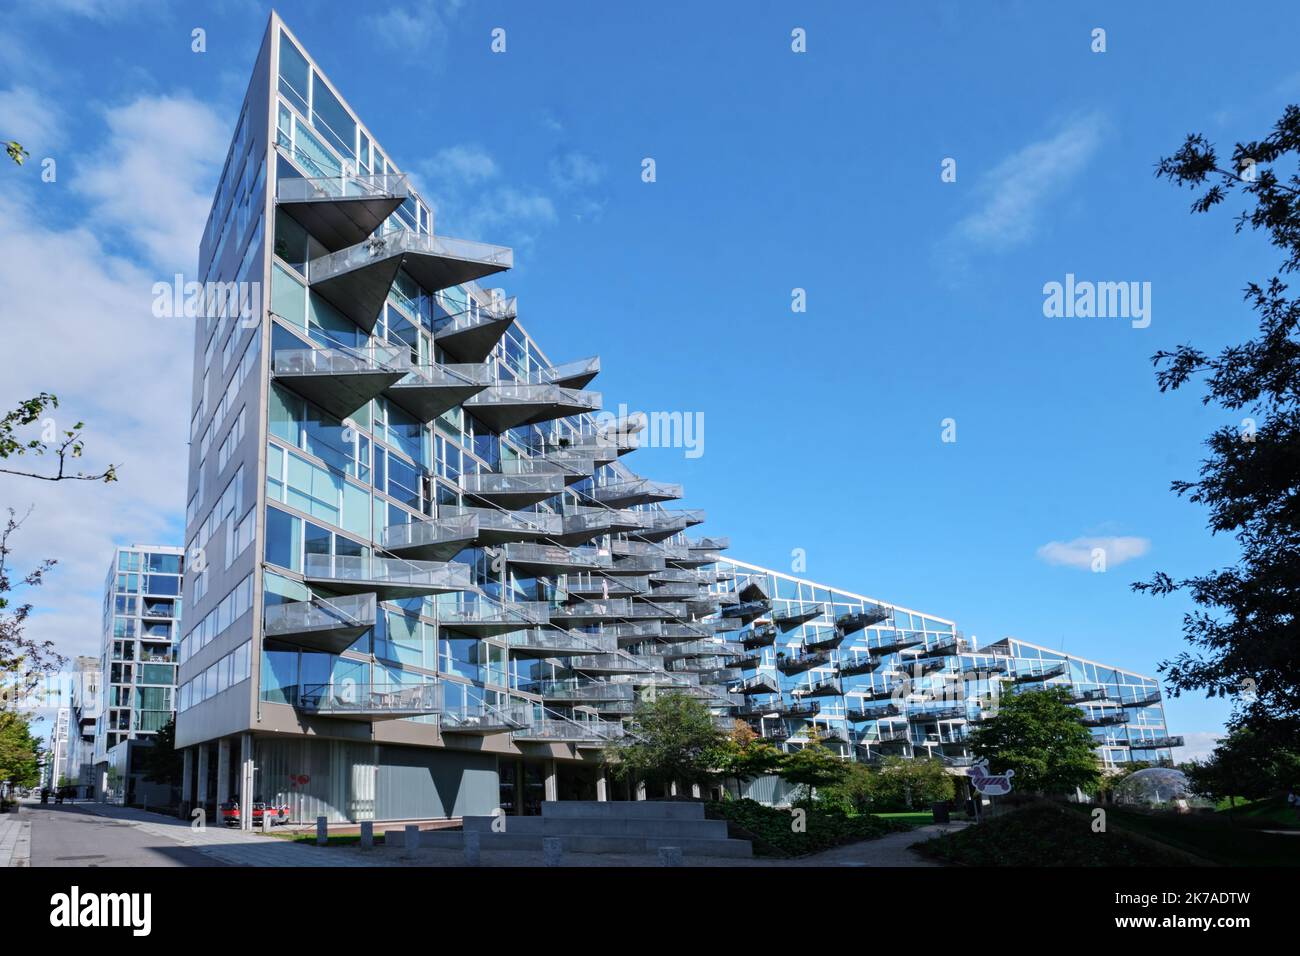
[219,800,290,827]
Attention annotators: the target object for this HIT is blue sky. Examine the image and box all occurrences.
[5,0,1297,754]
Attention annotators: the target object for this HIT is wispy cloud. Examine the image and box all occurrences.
[1175,730,1223,763]
[0,86,63,153]
[549,151,604,192]
[0,92,218,666]
[1036,535,1150,570]
[948,111,1107,253]
[74,94,227,273]
[413,144,558,248]
[366,1,466,56]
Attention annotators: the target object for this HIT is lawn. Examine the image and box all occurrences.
[914,801,1193,867]
[706,798,912,858]
[1101,805,1300,866]
[872,811,938,827]
[1214,796,1300,830]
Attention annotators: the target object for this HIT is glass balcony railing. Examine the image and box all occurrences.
[381,513,479,561]
[507,629,613,656]
[303,553,472,597]
[296,681,443,720]
[263,593,377,653]
[277,170,409,204]
[436,599,550,633]
[591,479,684,507]
[532,681,635,702]
[438,505,562,543]
[440,701,532,734]
[513,717,625,743]
[504,542,612,573]
[528,356,601,389]
[460,472,567,507]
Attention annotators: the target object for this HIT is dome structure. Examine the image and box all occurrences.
[1113,767,1201,807]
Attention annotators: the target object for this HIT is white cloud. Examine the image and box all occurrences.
[549,151,604,192]
[949,111,1106,252]
[422,144,499,186]
[366,2,466,55]
[0,86,64,153]
[1035,535,1150,570]
[75,94,228,274]
[0,92,220,665]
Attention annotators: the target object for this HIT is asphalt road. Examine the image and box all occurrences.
[25,804,225,867]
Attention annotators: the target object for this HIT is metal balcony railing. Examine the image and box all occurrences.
[277,170,409,204]
[436,599,550,632]
[297,681,443,719]
[440,701,532,734]
[381,513,479,561]
[263,592,377,654]
[303,554,472,597]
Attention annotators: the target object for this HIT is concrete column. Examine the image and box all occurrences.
[513,761,525,816]
[543,759,558,803]
[195,744,210,819]
[238,732,254,832]
[690,783,701,799]
[216,738,231,807]
[595,767,608,802]
[180,748,193,817]
[635,780,646,801]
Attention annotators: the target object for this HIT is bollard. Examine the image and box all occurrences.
[402,824,420,858]
[464,829,481,866]
[658,846,683,867]
[360,821,373,850]
[542,836,563,867]
[316,815,328,845]
[262,808,271,834]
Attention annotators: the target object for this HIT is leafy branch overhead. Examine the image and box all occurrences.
[5,140,28,166]
[0,393,118,483]
[1136,105,1300,746]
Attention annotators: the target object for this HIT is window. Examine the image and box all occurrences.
[278,31,310,115]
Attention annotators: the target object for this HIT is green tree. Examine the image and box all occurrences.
[708,720,784,794]
[603,692,723,795]
[968,688,1102,795]
[0,394,117,483]
[1183,728,1300,815]
[778,730,849,804]
[5,141,27,166]
[0,710,43,789]
[817,760,878,814]
[872,755,955,810]
[141,715,183,787]
[1134,106,1300,748]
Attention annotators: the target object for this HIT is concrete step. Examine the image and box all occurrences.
[464,815,727,838]
[419,829,752,858]
[539,800,706,821]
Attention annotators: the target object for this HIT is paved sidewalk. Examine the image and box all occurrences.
[73,803,385,867]
[0,812,32,867]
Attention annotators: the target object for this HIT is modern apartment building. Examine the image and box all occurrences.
[96,545,184,762]
[713,558,1181,777]
[173,13,1178,827]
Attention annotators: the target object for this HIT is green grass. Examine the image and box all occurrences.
[1102,806,1300,866]
[915,802,1193,867]
[707,799,912,858]
[1213,796,1300,830]
[872,811,936,827]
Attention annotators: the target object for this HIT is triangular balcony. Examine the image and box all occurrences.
[438,505,562,546]
[384,363,492,422]
[307,230,513,334]
[381,513,479,562]
[460,472,566,509]
[271,344,409,421]
[303,553,471,600]
[435,599,550,636]
[590,478,683,508]
[503,542,612,576]
[774,603,828,632]
[462,384,601,432]
[296,681,443,722]
[433,294,517,362]
[506,629,613,658]
[276,170,408,252]
[262,592,376,655]
[440,701,532,736]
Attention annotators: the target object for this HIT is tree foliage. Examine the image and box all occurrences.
[1182,727,1300,808]
[0,394,117,483]
[603,692,724,792]
[968,688,1101,795]
[871,755,956,810]
[779,729,850,802]
[141,715,183,787]
[708,719,785,784]
[0,710,43,789]
[1136,106,1300,746]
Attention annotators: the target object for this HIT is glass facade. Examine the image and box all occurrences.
[173,15,1178,824]
[97,546,184,759]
